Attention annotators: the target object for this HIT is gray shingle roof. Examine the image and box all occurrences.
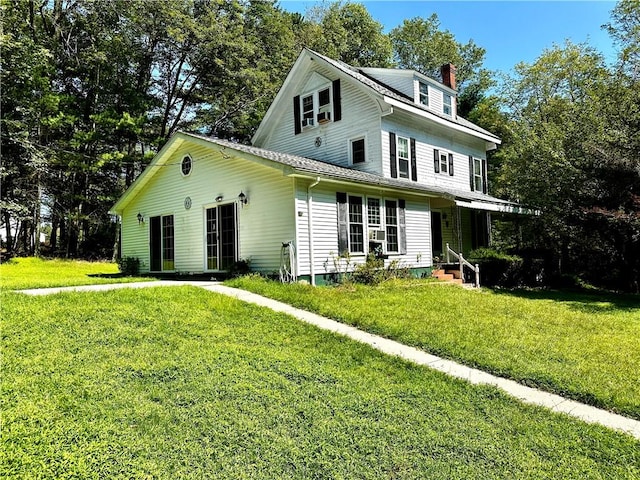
[183,132,519,209]
[306,49,500,142]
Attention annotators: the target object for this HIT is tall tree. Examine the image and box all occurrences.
[301,1,393,67]
[389,13,491,116]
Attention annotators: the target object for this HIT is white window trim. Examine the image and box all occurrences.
[438,149,450,175]
[396,135,411,179]
[418,82,429,107]
[346,194,401,256]
[473,157,484,192]
[443,94,452,116]
[349,134,367,165]
[300,84,333,130]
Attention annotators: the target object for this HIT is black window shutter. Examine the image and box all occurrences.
[389,132,397,178]
[433,149,440,173]
[337,192,348,255]
[469,156,475,191]
[293,95,301,135]
[410,138,417,181]
[482,158,488,194]
[398,199,407,255]
[332,79,342,122]
[448,153,454,176]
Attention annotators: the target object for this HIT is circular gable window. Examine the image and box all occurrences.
[181,155,192,176]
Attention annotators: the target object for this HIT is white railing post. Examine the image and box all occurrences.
[459,253,464,282]
[475,263,480,288]
[446,243,450,263]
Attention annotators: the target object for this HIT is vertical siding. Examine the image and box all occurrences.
[259,63,383,176]
[121,143,295,274]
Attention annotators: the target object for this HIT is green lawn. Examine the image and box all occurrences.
[2,287,638,478]
[0,257,151,290]
[226,276,640,420]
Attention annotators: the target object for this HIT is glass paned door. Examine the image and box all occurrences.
[205,204,237,270]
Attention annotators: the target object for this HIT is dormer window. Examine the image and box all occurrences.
[443,94,452,116]
[419,82,429,106]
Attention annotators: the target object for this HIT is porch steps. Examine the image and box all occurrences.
[432,268,467,286]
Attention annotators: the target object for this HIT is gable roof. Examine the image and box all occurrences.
[111,132,527,215]
[252,48,500,147]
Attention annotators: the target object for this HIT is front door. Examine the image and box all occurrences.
[205,203,237,271]
[431,211,443,259]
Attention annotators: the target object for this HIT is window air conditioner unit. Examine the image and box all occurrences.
[369,229,385,242]
[302,118,314,128]
[317,111,331,124]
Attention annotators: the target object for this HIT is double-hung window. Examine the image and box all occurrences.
[397,136,410,179]
[348,195,364,253]
[302,94,314,127]
[351,137,366,164]
[440,151,448,174]
[443,94,452,116]
[419,82,429,106]
[340,194,403,256]
[473,157,483,192]
[385,200,399,253]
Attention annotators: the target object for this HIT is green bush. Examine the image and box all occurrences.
[468,248,525,288]
[351,253,411,285]
[117,256,141,276]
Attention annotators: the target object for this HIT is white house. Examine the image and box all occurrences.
[110,49,526,284]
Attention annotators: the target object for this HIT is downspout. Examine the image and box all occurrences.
[307,177,321,286]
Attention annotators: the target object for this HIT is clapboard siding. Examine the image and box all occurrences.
[381,114,486,191]
[360,69,414,98]
[292,183,432,276]
[258,62,383,176]
[121,143,295,273]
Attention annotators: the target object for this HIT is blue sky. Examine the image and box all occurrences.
[279,1,618,73]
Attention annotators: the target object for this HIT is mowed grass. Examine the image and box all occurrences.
[0,257,151,290]
[227,276,640,420]
[2,287,638,478]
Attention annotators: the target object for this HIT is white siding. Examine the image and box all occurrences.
[381,114,487,192]
[360,69,414,98]
[294,183,432,278]
[121,143,295,274]
[259,63,384,177]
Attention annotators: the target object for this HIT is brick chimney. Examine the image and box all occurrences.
[441,63,457,90]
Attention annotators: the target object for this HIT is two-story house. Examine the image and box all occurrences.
[110,49,526,284]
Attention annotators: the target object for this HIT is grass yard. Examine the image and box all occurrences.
[0,257,151,290]
[227,276,640,420]
[1,287,638,478]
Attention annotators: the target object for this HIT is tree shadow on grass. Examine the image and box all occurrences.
[490,287,640,314]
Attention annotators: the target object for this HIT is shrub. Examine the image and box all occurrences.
[468,248,525,288]
[117,256,140,276]
[351,253,411,285]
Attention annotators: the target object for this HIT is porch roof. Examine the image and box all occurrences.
[183,132,532,214]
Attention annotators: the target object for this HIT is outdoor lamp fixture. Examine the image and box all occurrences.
[215,195,224,202]
[137,212,144,224]
[238,191,248,206]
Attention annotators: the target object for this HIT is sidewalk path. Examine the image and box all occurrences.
[17,281,640,440]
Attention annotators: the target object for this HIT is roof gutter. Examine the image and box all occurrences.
[383,96,502,145]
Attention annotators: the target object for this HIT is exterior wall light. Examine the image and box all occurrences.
[215,195,224,202]
[238,191,248,206]
[137,212,144,224]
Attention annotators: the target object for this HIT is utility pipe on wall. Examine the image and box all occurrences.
[307,177,321,286]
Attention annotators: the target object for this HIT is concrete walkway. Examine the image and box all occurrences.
[17,281,640,441]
